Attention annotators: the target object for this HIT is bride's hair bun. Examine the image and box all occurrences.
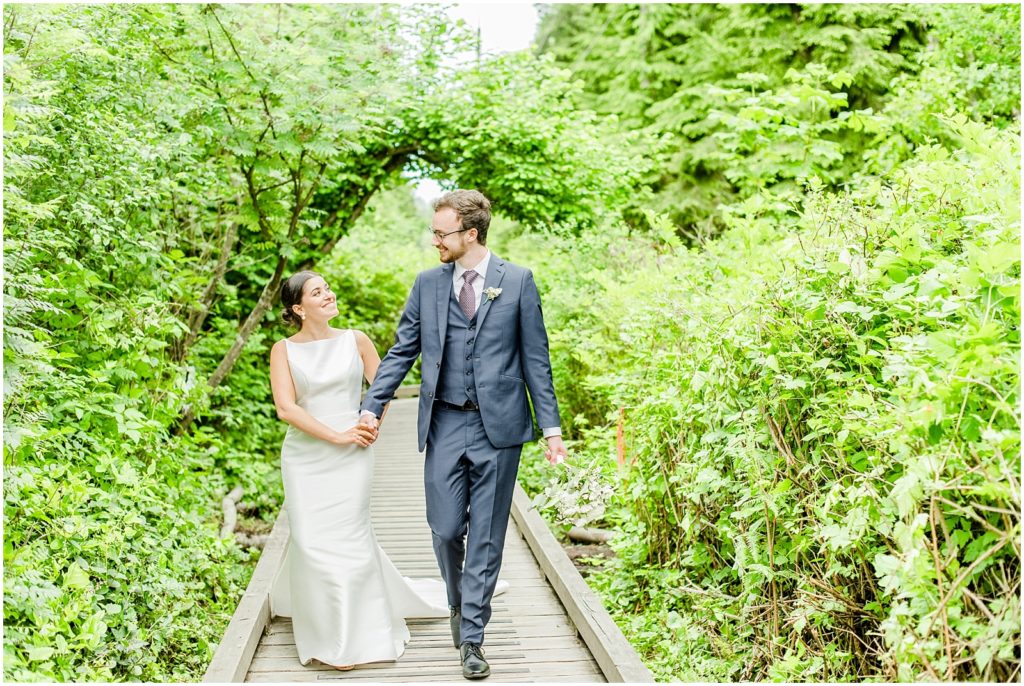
[280,270,320,328]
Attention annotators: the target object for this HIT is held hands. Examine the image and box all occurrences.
[334,424,377,448]
[544,435,568,465]
[356,412,380,445]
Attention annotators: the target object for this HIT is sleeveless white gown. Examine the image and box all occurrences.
[268,330,449,667]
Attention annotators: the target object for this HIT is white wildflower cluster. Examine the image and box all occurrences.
[534,457,615,527]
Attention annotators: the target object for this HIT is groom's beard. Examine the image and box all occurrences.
[437,242,466,264]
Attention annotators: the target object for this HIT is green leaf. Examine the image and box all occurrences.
[63,561,91,590]
[27,645,55,662]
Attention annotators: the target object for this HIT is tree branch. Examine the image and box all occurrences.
[209,4,278,139]
[308,148,414,262]
[177,217,240,359]
[254,177,292,196]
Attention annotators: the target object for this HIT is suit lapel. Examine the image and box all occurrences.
[436,264,454,349]
[473,255,506,334]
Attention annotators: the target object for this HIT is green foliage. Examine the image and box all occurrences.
[403,51,650,231]
[873,4,1020,161]
[525,116,1020,681]
[4,9,252,678]
[537,3,1020,236]
[518,23,1021,675]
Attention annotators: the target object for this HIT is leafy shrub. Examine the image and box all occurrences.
[527,115,1019,681]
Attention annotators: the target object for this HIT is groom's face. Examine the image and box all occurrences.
[431,207,470,264]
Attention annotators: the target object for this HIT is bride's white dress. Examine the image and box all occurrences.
[269,329,449,666]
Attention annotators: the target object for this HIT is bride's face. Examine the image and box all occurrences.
[295,276,339,324]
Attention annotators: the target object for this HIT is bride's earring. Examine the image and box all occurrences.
[301,313,306,321]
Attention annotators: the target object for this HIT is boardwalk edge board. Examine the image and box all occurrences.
[510,484,655,683]
[203,510,290,682]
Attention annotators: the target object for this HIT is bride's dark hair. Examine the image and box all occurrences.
[280,270,320,327]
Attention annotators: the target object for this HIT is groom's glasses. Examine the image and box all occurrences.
[429,226,471,241]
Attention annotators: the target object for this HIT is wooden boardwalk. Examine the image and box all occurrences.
[205,397,652,683]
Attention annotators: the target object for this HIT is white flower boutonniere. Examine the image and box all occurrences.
[484,287,502,302]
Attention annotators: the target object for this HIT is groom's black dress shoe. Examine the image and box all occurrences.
[450,607,461,648]
[460,642,490,679]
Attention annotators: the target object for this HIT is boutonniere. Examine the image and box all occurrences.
[484,287,502,302]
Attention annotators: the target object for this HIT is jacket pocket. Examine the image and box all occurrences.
[499,373,525,390]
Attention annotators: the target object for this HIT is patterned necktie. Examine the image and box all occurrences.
[459,270,479,320]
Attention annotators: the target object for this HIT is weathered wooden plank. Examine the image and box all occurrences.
[246,668,534,683]
[246,659,602,683]
[249,649,528,664]
[494,675,604,684]
[247,657,534,673]
[253,638,593,659]
[249,656,601,676]
[263,615,571,631]
[510,485,653,683]
[385,568,546,580]
[246,659,598,675]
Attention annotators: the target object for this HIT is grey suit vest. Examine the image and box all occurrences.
[437,291,479,406]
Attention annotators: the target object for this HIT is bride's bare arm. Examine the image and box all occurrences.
[354,331,390,428]
[354,330,382,384]
[270,341,375,447]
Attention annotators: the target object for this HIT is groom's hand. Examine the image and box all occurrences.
[358,411,379,443]
[544,436,568,465]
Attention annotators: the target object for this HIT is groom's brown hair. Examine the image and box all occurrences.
[433,190,491,245]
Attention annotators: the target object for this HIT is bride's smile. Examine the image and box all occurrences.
[291,277,339,326]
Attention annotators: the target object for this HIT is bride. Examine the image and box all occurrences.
[267,270,449,670]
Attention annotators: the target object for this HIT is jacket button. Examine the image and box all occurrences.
[436,361,441,367]
[428,392,433,397]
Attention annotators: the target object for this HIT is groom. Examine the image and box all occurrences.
[359,189,567,679]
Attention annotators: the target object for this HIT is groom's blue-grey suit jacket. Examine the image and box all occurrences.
[361,255,560,451]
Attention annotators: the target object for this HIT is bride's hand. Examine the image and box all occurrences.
[333,425,377,447]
